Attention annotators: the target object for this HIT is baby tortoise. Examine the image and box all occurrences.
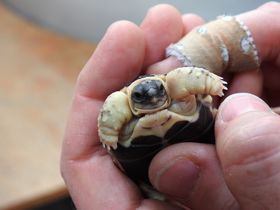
[98,67,226,186]
[97,16,260,197]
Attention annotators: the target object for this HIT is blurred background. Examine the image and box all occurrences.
[3,0,272,42]
[0,0,272,209]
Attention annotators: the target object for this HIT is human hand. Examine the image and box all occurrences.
[61,2,280,210]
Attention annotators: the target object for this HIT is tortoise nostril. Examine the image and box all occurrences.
[147,87,158,97]
[132,91,144,103]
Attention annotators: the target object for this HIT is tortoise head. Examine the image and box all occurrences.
[127,76,171,115]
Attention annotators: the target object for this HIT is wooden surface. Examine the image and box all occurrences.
[0,4,95,210]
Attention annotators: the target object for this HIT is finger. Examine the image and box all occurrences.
[225,70,263,97]
[137,199,184,210]
[146,14,204,74]
[148,2,280,76]
[262,62,280,91]
[140,4,184,68]
[182,13,205,34]
[77,21,145,100]
[62,21,145,160]
[237,2,280,63]
[261,62,280,106]
[62,157,180,210]
[61,21,147,209]
[216,93,280,209]
[61,20,182,210]
[149,143,239,210]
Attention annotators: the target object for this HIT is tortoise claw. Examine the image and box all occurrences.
[102,142,117,151]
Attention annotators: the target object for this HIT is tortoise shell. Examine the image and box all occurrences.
[106,72,217,185]
[111,99,215,184]
[98,67,226,196]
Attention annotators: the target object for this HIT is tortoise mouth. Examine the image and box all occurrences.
[130,78,169,113]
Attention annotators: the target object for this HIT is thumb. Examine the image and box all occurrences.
[215,93,280,210]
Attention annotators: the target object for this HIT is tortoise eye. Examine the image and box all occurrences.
[158,84,165,95]
[132,91,145,103]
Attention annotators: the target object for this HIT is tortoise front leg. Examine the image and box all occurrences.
[165,67,227,100]
[98,91,132,150]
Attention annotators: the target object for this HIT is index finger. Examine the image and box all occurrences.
[225,2,280,97]
[237,2,280,63]
[62,21,145,160]
[77,21,145,100]
[147,2,280,76]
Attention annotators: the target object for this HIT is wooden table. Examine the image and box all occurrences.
[0,4,95,210]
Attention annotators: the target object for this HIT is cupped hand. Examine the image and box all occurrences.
[61,2,280,210]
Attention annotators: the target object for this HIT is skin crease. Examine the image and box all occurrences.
[61,2,280,210]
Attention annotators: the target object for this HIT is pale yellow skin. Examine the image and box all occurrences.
[98,91,132,150]
[97,67,226,150]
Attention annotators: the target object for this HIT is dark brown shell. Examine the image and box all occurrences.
[110,100,215,186]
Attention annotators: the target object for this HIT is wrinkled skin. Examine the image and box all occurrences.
[61,2,280,210]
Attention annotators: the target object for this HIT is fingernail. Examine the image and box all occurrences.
[155,158,200,198]
[220,93,272,123]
